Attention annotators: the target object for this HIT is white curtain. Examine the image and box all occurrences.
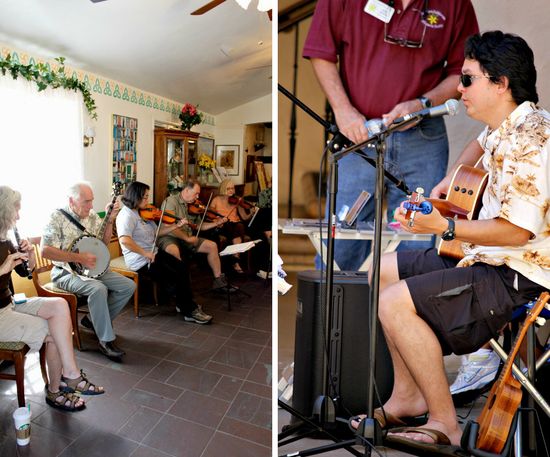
[0,76,84,236]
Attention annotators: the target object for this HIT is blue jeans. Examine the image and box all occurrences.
[316,117,449,271]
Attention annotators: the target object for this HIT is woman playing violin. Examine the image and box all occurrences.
[157,179,231,290]
[210,178,258,273]
[115,181,212,324]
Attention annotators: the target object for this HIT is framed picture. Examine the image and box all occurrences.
[215,145,240,176]
[198,136,215,158]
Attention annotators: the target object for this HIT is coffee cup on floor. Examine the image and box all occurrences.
[13,406,31,446]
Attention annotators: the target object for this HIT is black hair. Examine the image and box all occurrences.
[464,31,538,104]
[122,181,150,209]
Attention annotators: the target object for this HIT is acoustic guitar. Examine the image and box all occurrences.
[476,292,550,453]
[404,164,488,259]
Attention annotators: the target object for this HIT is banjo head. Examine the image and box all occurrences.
[69,236,110,278]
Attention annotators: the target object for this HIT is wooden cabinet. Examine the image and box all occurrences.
[153,128,199,206]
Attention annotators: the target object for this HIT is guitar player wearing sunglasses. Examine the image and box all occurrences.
[350,31,550,450]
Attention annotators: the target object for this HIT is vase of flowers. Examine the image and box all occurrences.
[179,103,204,131]
[197,153,216,184]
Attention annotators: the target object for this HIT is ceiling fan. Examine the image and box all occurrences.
[191,0,272,21]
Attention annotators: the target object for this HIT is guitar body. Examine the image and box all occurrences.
[476,377,522,453]
[476,292,550,453]
[437,164,488,259]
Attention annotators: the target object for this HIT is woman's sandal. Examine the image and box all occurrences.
[45,389,86,412]
[60,370,105,396]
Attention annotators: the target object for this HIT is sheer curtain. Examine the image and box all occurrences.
[0,76,84,236]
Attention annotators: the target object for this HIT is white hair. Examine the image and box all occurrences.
[67,181,93,200]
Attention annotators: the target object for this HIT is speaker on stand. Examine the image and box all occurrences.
[291,270,394,428]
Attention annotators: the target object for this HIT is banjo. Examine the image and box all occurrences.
[65,182,122,278]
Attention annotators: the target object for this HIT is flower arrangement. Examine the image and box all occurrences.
[179,103,203,131]
[197,153,216,172]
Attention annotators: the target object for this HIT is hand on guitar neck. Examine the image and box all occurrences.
[394,187,449,235]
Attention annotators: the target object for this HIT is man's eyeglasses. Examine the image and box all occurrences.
[459,74,493,87]
[384,21,427,49]
[384,0,428,49]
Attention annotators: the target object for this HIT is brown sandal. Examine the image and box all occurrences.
[60,370,105,396]
[45,389,86,412]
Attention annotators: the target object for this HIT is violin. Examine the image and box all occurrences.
[187,199,226,223]
[139,204,197,230]
[228,196,255,210]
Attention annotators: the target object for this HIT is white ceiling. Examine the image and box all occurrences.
[0,0,273,115]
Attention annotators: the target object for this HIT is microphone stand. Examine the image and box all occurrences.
[278,82,420,457]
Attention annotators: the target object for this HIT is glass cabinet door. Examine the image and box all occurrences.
[187,138,197,178]
[167,138,184,191]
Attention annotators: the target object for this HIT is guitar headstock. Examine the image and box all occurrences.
[112,181,123,197]
[405,187,425,227]
[525,292,550,325]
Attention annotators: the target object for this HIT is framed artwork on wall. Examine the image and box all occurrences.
[112,114,138,189]
[198,136,215,158]
[215,145,240,176]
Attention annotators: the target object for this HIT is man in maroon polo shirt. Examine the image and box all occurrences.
[304,0,479,270]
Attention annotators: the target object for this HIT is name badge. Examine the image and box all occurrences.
[364,0,395,23]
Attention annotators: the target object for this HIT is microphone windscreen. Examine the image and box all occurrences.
[445,99,460,116]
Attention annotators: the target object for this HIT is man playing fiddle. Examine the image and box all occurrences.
[158,179,231,290]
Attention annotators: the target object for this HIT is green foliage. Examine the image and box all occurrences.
[0,54,98,119]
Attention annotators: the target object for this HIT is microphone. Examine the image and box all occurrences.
[393,99,460,124]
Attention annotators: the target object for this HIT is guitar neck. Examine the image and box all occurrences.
[96,195,117,240]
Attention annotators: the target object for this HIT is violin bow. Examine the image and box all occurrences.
[196,193,214,237]
[149,200,168,268]
[248,206,260,228]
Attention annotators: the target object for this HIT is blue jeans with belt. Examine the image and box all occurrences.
[316,117,449,271]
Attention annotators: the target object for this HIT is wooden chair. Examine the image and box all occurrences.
[29,236,86,351]
[0,343,48,407]
[109,237,157,318]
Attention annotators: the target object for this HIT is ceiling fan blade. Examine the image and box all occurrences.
[191,0,226,15]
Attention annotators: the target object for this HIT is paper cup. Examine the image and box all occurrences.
[13,406,31,446]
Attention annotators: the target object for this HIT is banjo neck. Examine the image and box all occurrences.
[96,193,119,241]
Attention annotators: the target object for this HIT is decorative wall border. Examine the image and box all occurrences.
[0,46,215,126]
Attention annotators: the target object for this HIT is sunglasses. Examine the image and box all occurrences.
[384,0,429,49]
[459,74,493,87]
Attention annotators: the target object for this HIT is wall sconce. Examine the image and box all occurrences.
[83,127,96,147]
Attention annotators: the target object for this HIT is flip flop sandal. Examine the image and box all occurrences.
[60,370,104,395]
[386,426,451,446]
[349,409,427,431]
[45,390,86,412]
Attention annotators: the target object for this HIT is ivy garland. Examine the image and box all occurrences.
[0,54,97,119]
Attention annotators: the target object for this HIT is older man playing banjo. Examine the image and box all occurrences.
[42,182,135,361]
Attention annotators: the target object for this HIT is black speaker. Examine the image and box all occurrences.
[292,270,394,418]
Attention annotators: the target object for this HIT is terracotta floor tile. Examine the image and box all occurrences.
[168,390,230,428]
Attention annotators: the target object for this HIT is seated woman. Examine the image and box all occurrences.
[115,181,212,324]
[0,186,104,412]
[209,178,258,273]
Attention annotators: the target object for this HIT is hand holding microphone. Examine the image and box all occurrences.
[392,99,460,125]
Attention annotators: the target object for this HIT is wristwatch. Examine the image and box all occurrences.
[417,96,432,109]
[441,217,456,241]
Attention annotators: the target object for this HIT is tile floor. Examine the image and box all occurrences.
[0,267,272,457]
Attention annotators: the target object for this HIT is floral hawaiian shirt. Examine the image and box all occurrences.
[459,102,550,288]
[42,206,102,272]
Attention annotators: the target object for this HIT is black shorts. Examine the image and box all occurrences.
[397,249,545,355]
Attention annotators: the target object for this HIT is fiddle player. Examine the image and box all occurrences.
[158,179,231,290]
[116,181,212,324]
[210,178,258,274]
[42,182,135,361]
[350,32,550,448]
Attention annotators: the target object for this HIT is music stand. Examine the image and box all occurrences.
[278,83,420,457]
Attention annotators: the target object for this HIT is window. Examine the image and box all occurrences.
[0,76,84,236]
